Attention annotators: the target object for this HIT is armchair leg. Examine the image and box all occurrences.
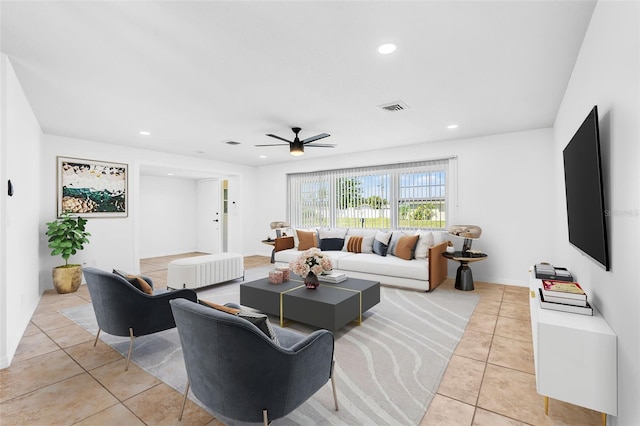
[331,359,339,411]
[262,409,269,426]
[125,328,135,371]
[93,328,101,347]
[179,380,190,421]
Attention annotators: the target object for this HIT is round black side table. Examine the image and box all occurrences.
[442,251,488,291]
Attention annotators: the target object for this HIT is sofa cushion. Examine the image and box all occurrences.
[342,235,374,253]
[338,253,429,281]
[319,228,348,238]
[346,228,378,238]
[113,269,153,295]
[387,231,413,256]
[318,229,347,251]
[373,231,392,256]
[296,229,318,250]
[274,249,353,265]
[198,300,279,345]
[394,234,420,260]
[320,238,344,251]
[414,231,435,259]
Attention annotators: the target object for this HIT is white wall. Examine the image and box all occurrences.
[552,2,639,424]
[255,127,556,286]
[39,134,259,287]
[0,54,43,367]
[139,175,198,258]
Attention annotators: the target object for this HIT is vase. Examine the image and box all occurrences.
[304,272,320,289]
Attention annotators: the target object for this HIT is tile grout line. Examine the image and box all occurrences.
[469,289,503,424]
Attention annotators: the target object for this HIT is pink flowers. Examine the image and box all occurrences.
[289,248,333,277]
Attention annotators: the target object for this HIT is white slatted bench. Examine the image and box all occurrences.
[167,253,244,290]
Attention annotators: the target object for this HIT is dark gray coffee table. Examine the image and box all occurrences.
[240,275,380,332]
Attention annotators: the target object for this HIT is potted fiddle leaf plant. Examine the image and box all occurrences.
[46,212,91,294]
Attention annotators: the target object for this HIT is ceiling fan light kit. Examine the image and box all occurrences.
[290,142,304,156]
[255,127,335,156]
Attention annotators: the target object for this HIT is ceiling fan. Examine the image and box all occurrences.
[255,127,335,156]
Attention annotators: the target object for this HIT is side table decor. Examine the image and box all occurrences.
[268,270,284,284]
[304,273,320,289]
[290,248,333,289]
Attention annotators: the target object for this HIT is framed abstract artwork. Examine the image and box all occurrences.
[57,157,128,218]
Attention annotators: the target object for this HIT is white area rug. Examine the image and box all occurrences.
[61,269,478,425]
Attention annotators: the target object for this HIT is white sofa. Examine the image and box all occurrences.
[274,229,449,292]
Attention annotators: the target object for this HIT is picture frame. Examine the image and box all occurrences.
[57,156,128,218]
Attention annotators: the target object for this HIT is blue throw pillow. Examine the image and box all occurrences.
[320,238,345,251]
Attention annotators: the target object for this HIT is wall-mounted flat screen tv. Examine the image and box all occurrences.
[563,105,610,270]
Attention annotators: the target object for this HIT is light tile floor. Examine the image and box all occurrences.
[0,255,602,425]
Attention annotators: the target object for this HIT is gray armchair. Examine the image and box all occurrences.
[169,298,339,425]
[83,267,197,371]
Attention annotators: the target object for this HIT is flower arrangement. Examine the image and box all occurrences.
[290,248,333,288]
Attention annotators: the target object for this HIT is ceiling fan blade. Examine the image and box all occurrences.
[254,143,289,147]
[266,134,293,144]
[301,133,330,144]
[305,143,336,148]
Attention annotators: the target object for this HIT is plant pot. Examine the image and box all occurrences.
[52,265,83,294]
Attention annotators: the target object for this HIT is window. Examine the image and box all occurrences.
[288,158,454,230]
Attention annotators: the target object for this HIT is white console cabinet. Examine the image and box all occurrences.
[529,269,617,425]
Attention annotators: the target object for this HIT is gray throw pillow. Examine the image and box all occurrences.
[236,310,280,346]
[373,231,392,257]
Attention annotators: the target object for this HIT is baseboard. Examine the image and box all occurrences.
[471,276,529,287]
[0,355,10,369]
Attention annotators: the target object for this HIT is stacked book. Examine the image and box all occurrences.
[318,272,347,283]
[538,279,593,316]
[534,263,574,282]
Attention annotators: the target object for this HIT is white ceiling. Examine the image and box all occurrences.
[1,1,596,169]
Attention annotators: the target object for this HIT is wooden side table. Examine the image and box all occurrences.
[442,251,488,291]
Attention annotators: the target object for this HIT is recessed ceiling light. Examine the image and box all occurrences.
[139,131,151,136]
[447,124,459,129]
[378,43,396,55]
[167,173,174,176]
[259,155,267,159]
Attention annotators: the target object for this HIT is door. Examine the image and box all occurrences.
[197,180,221,254]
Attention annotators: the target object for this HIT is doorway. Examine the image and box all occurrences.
[222,179,229,252]
[197,179,222,254]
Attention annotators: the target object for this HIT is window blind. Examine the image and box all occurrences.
[287,158,454,230]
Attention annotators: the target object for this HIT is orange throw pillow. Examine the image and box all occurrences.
[128,275,153,295]
[395,234,420,260]
[346,236,364,253]
[199,300,241,314]
[297,230,317,250]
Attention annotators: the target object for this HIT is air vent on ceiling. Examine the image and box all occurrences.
[223,140,241,145]
[378,100,409,112]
